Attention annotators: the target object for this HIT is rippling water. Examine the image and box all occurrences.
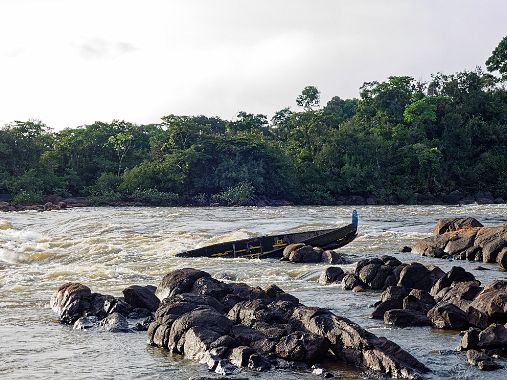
[1,205,507,379]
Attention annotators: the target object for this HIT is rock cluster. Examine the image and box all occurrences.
[412,217,507,270]
[50,282,158,331]
[282,244,348,264]
[337,258,507,371]
[51,268,430,378]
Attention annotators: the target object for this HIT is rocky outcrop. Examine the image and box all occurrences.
[412,218,507,270]
[51,282,156,331]
[146,268,429,379]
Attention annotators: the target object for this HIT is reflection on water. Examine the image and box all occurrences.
[0,205,506,379]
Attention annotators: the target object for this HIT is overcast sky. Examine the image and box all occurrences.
[0,0,506,130]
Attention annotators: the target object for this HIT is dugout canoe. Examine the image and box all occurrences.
[175,210,358,259]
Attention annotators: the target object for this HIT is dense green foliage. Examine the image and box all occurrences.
[1,38,506,206]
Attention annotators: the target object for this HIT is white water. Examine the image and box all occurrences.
[0,205,506,379]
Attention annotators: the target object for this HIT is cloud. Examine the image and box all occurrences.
[77,38,136,60]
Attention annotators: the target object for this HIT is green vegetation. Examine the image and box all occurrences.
[1,38,507,206]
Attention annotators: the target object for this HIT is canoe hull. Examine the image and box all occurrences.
[175,223,357,259]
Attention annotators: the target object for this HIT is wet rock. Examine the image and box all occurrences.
[370,286,408,319]
[98,312,130,332]
[247,353,271,371]
[432,217,483,235]
[467,280,507,329]
[265,284,299,305]
[496,248,507,270]
[435,281,482,312]
[444,229,478,256]
[352,286,365,292]
[128,307,152,319]
[155,268,211,301]
[412,235,449,258]
[133,315,154,331]
[427,302,469,330]
[466,349,503,370]
[73,316,98,330]
[319,267,345,285]
[283,243,305,259]
[342,273,363,290]
[229,346,255,367]
[459,327,481,350]
[123,285,160,312]
[358,264,393,290]
[50,282,93,324]
[397,263,434,292]
[477,323,507,349]
[384,309,431,327]
[289,245,322,263]
[321,250,347,264]
[275,331,329,363]
[429,266,476,296]
[401,246,412,253]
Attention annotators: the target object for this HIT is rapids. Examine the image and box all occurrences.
[1,205,506,379]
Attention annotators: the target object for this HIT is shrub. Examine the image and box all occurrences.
[129,189,179,206]
[12,190,43,205]
[89,191,123,205]
[211,182,255,206]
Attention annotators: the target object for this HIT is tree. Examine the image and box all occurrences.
[296,86,320,111]
[486,36,507,81]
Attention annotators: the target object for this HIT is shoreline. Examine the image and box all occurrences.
[1,195,506,213]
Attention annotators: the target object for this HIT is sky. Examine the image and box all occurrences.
[0,0,506,130]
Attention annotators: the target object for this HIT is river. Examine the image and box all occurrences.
[1,205,506,379]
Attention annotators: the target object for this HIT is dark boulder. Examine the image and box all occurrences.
[467,280,507,329]
[289,245,322,263]
[283,243,305,259]
[459,327,481,351]
[497,248,507,270]
[435,281,482,312]
[155,268,211,301]
[477,323,507,349]
[50,282,93,324]
[427,302,469,330]
[384,309,431,327]
[412,235,450,258]
[275,331,330,363]
[98,312,130,332]
[430,266,477,296]
[342,273,364,291]
[397,263,434,292]
[466,349,503,371]
[370,286,409,320]
[265,284,299,305]
[319,267,345,285]
[123,285,160,312]
[321,250,347,264]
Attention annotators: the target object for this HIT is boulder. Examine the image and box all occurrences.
[319,267,345,285]
[477,323,507,349]
[459,327,481,351]
[275,331,330,363]
[321,250,347,264]
[342,273,364,291]
[370,286,409,320]
[467,280,507,329]
[283,243,305,259]
[435,281,482,312]
[444,229,478,255]
[384,309,431,327]
[432,217,483,234]
[497,248,507,270]
[397,263,434,292]
[155,268,211,301]
[50,282,93,324]
[98,312,130,332]
[289,245,322,263]
[427,302,469,330]
[123,285,159,312]
[429,266,477,296]
[466,349,503,371]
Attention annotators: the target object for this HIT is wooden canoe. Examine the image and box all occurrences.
[175,210,358,259]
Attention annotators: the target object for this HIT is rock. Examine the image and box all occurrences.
[412,235,449,258]
[50,283,93,324]
[265,284,299,305]
[467,280,507,329]
[155,268,211,301]
[229,346,255,367]
[247,353,271,371]
[342,273,363,290]
[397,263,434,292]
[319,267,345,285]
[358,264,393,290]
[466,349,503,370]
[429,266,476,296]
[275,331,329,363]
[497,248,507,270]
[289,245,322,263]
[427,302,469,330]
[73,316,98,330]
[444,229,478,255]
[432,217,483,235]
[321,250,347,264]
[459,328,481,351]
[370,286,409,319]
[352,286,365,292]
[384,309,431,327]
[98,312,130,332]
[435,281,482,312]
[283,243,305,259]
[477,323,507,349]
[401,246,412,253]
[123,285,160,311]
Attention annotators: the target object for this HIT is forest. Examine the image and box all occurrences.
[1,37,507,206]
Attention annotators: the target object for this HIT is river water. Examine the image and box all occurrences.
[1,205,506,379]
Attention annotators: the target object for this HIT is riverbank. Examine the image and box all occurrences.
[1,190,505,212]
